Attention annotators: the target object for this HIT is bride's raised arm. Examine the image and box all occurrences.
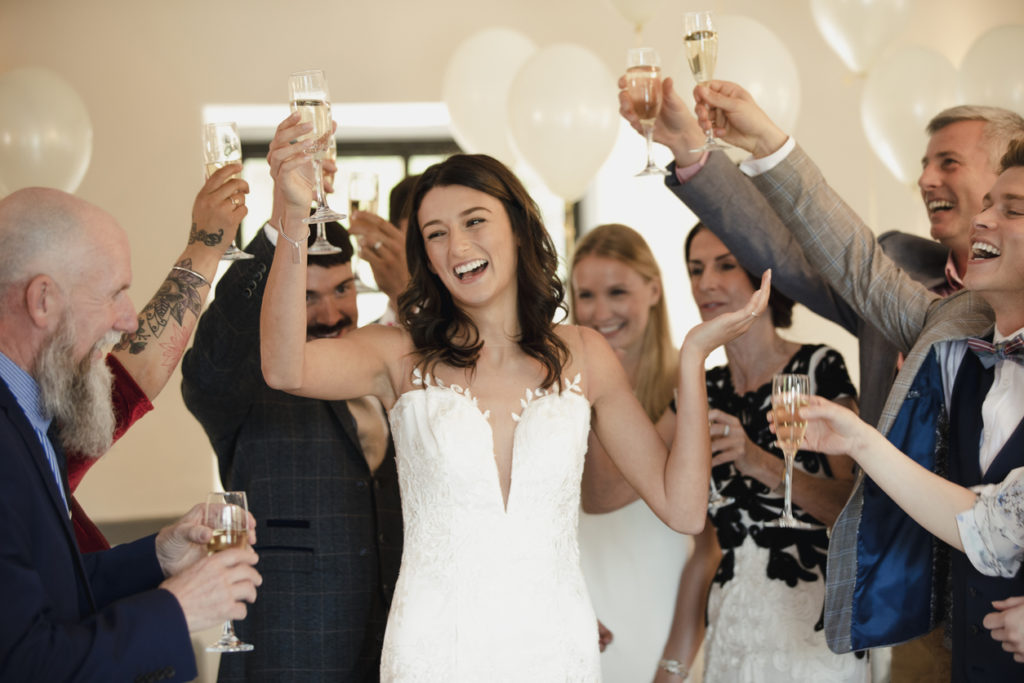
[588,271,770,533]
[260,113,399,406]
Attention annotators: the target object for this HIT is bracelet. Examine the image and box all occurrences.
[658,658,688,679]
[275,222,310,264]
[170,265,210,287]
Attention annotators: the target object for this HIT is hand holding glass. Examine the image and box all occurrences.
[202,122,253,261]
[683,11,728,152]
[205,491,255,652]
[625,47,668,176]
[766,374,818,529]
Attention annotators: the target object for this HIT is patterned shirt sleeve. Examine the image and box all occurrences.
[809,345,857,402]
[956,466,1024,578]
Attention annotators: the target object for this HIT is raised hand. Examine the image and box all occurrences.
[266,112,320,222]
[693,80,788,158]
[683,269,771,358]
[192,163,248,253]
[618,75,705,167]
[349,209,410,303]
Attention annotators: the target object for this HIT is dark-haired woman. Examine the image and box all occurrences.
[259,112,769,681]
[652,224,867,683]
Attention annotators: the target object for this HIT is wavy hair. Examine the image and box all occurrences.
[397,154,568,390]
[570,224,676,421]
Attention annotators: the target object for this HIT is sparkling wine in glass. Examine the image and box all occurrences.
[202,122,253,261]
[205,491,254,653]
[347,171,379,292]
[684,11,729,153]
[288,69,344,254]
[625,47,668,176]
[765,374,818,529]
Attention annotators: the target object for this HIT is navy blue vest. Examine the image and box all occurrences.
[948,350,1024,681]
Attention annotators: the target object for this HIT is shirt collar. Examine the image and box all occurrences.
[0,351,51,435]
[944,251,965,292]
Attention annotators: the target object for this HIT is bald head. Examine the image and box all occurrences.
[0,187,125,295]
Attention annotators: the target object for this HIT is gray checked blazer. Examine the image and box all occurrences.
[667,151,950,427]
[746,145,995,653]
[182,230,403,683]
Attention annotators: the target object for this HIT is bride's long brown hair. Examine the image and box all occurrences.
[397,154,569,390]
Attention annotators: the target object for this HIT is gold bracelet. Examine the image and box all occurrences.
[658,658,688,679]
[274,221,309,264]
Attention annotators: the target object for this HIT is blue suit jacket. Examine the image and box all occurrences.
[0,376,196,682]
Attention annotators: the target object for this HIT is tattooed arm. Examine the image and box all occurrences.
[111,164,249,399]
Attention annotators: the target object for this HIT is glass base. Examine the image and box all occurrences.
[307,238,343,255]
[302,207,346,224]
[689,138,731,153]
[707,494,735,511]
[764,515,822,530]
[221,244,254,261]
[206,636,254,653]
[636,163,671,177]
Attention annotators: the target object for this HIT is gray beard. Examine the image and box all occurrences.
[35,316,118,459]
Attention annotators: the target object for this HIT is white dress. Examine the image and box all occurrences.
[381,370,601,682]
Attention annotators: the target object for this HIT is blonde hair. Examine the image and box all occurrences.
[570,224,676,421]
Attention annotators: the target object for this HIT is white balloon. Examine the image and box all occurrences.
[958,25,1024,115]
[0,67,93,196]
[607,0,667,29]
[810,0,912,74]
[861,46,958,186]
[508,44,619,202]
[442,28,536,167]
[669,15,801,134]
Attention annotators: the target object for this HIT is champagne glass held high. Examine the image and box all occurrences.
[202,122,253,261]
[288,69,344,254]
[205,491,255,652]
[347,170,380,292]
[684,11,729,153]
[625,47,669,176]
[765,374,818,529]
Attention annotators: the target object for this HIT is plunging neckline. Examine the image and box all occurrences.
[392,370,585,513]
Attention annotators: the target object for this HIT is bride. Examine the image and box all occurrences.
[260,112,770,681]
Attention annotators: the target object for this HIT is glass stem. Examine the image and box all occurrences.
[312,158,328,210]
[221,620,237,642]
[782,452,795,520]
[644,123,656,167]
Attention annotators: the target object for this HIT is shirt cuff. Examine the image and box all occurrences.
[739,136,795,177]
[673,151,710,184]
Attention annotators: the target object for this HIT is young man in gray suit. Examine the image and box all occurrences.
[693,79,1024,682]
[182,214,404,682]
[620,75,1024,680]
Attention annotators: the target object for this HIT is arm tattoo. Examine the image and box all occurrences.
[112,257,206,355]
[189,221,224,247]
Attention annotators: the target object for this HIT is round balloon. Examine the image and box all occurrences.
[810,0,912,74]
[442,28,536,168]
[508,44,619,202]
[861,46,958,186]
[669,14,801,135]
[0,67,93,196]
[958,25,1024,115]
[607,0,667,30]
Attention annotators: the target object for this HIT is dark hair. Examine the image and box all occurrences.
[1000,138,1024,173]
[684,223,794,328]
[397,154,569,390]
[306,218,353,268]
[389,174,420,224]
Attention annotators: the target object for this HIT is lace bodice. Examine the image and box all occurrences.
[381,370,601,682]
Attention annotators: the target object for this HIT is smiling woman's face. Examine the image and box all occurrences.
[572,254,659,354]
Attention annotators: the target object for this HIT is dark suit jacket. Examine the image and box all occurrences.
[0,376,195,682]
[181,230,403,683]
[667,151,949,427]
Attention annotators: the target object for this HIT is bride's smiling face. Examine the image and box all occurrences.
[417,184,518,309]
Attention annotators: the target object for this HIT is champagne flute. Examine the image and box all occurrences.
[347,171,380,292]
[625,47,668,176]
[706,414,734,510]
[683,11,729,152]
[288,69,344,254]
[765,374,818,529]
[204,491,254,653]
[202,122,253,261]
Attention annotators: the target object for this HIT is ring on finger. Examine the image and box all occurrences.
[723,424,730,437]
[230,195,241,207]
[372,240,383,253]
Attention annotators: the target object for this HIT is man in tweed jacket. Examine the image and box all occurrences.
[182,221,402,682]
[695,80,1023,682]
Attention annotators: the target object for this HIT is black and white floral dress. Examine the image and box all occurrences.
[701,344,869,683]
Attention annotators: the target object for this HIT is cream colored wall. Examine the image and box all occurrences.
[1,0,1021,521]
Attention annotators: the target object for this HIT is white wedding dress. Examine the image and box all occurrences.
[381,370,601,682]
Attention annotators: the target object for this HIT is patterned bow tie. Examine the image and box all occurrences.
[967,334,1024,368]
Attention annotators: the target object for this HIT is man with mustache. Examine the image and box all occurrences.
[182,164,411,680]
[0,187,261,682]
